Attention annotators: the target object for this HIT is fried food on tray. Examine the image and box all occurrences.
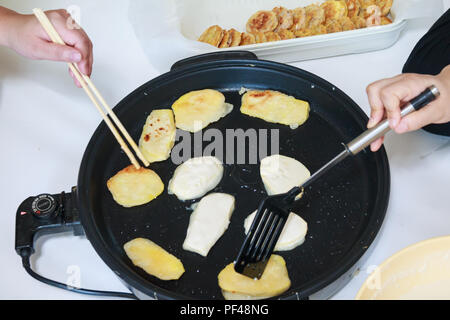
[197,0,394,47]
[240,32,256,45]
[246,10,278,34]
[124,238,185,280]
[107,165,164,208]
[290,7,307,32]
[254,31,267,43]
[264,31,281,42]
[321,0,348,22]
[364,5,382,26]
[139,109,176,163]
[198,25,224,47]
[272,6,294,31]
[381,16,392,25]
[305,3,326,28]
[352,15,367,28]
[183,193,235,257]
[240,90,310,128]
[228,28,242,47]
[345,0,361,18]
[171,89,233,133]
[218,255,291,300]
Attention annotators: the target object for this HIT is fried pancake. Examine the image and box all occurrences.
[345,0,361,18]
[321,0,348,21]
[296,25,327,38]
[272,6,294,31]
[381,16,392,25]
[290,7,306,32]
[360,0,376,9]
[240,90,310,128]
[325,19,343,33]
[218,255,291,300]
[198,25,224,47]
[376,0,393,16]
[218,30,231,48]
[138,109,176,163]
[246,10,278,33]
[339,16,356,31]
[264,31,281,42]
[240,32,256,45]
[365,5,382,26]
[278,29,295,40]
[352,15,367,28]
[124,238,184,280]
[253,31,267,43]
[171,89,233,133]
[228,28,242,47]
[107,165,164,208]
[305,4,325,27]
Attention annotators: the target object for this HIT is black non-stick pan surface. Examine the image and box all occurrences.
[77,52,390,300]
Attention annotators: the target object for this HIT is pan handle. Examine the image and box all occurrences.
[170,50,258,71]
[15,187,84,256]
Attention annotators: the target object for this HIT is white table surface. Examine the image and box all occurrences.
[1,0,449,300]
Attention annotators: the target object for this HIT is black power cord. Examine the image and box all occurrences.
[20,248,137,300]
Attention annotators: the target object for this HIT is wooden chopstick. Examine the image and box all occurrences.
[32,8,149,169]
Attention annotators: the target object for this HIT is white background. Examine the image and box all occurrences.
[0,0,449,299]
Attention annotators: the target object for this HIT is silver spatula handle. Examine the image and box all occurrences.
[346,85,440,155]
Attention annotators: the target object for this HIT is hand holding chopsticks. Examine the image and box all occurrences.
[32,8,149,169]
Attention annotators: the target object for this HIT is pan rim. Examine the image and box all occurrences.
[77,57,390,300]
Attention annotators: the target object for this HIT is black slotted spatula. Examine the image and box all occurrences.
[234,85,440,279]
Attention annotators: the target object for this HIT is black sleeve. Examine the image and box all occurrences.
[402,9,450,136]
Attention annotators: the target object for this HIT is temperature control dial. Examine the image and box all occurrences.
[31,194,58,219]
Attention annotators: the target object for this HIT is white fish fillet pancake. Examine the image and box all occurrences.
[183,193,235,257]
[260,154,310,196]
[138,109,176,163]
[244,210,308,251]
[171,89,233,132]
[168,156,223,201]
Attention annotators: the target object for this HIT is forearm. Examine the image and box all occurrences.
[0,6,20,47]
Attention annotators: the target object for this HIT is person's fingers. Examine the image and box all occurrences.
[370,136,384,152]
[29,39,82,63]
[44,10,93,76]
[366,75,403,128]
[395,103,442,134]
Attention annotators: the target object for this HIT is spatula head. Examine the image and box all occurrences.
[234,186,302,278]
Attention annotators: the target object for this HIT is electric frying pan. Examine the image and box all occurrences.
[15,51,390,300]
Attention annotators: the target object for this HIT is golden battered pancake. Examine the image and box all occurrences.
[124,238,185,280]
[138,109,176,163]
[321,0,348,21]
[305,4,325,28]
[228,28,242,47]
[198,25,224,47]
[218,30,231,48]
[278,29,295,40]
[325,19,343,33]
[364,5,382,26]
[218,255,291,300]
[253,31,267,43]
[171,89,233,132]
[339,16,356,31]
[272,6,294,31]
[376,0,392,16]
[352,15,367,28]
[381,16,392,25]
[345,0,361,18]
[240,32,256,45]
[264,31,281,42]
[107,165,164,208]
[240,90,310,128]
[290,7,306,32]
[246,10,278,33]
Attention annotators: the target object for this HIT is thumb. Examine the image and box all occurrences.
[31,40,82,63]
